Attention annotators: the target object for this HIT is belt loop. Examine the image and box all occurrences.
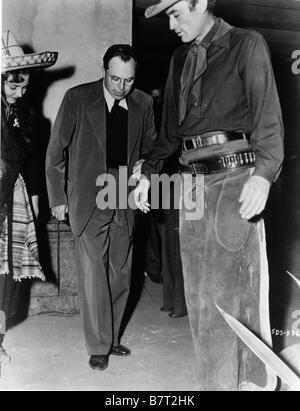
[242,133,247,141]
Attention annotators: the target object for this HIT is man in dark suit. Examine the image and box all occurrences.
[46,44,156,370]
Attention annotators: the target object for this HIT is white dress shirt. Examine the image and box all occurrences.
[103,83,128,112]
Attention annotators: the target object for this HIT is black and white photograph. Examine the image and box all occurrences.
[0,0,300,393]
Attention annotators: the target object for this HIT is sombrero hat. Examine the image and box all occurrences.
[145,0,181,18]
[1,30,58,73]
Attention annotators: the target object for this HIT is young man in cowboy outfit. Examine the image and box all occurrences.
[134,0,284,390]
[46,44,156,371]
[1,31,57,365]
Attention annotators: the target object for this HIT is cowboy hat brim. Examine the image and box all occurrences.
[2,51,58,73]
[145,0,182,18]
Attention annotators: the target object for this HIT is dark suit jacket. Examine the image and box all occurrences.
[46,79,156,235]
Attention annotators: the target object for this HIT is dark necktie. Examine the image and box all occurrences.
[179,43,208,125]
[111,98,120,114]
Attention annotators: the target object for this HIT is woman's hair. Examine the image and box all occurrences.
[1,69,30,84]
[103,44,138,70]
[1,69,30,106]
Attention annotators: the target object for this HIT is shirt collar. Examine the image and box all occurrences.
[194,18,233,50]
[213,18,233,49]
[103,82,128,112]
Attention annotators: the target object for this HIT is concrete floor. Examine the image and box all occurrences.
[0,278,198,391]
[0,273,299,391]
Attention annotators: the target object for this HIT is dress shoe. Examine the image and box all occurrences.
[168,311,187,318]
[160,305,174,312]
[89,355,109,370]
[111,344,131,356]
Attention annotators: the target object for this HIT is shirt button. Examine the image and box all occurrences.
[194,102,198,106]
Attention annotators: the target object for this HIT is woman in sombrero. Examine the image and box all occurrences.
[0,31,58,365]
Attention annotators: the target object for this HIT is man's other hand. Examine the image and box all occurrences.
[239,175,270,220]
[51,204,68,221]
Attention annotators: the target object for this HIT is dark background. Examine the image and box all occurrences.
[132,0,300,351]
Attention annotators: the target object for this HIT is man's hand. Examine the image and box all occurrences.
[51,204,68,221]
[239,175,270,220]
[133,178,151,213]
[131,159,145,180]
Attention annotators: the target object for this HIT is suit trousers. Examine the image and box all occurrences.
[75,203,133,355]
[179,168,276,391]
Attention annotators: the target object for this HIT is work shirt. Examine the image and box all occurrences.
[142,18,284,183]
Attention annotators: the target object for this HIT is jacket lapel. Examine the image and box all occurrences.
[87,80,106,167]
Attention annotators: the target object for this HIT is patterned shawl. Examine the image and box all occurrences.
[0,175,45,281]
